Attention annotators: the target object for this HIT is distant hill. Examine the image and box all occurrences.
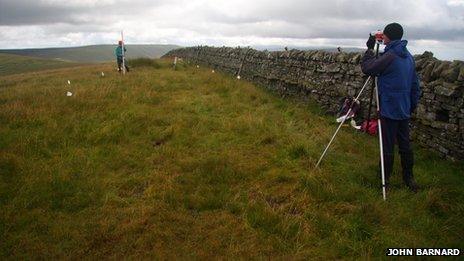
[0,53,79,76]
[0,44,180,63]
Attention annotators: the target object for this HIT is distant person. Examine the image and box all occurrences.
[361,23,421,192]
[115,41,129,73]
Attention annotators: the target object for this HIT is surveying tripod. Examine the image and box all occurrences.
[315,36,387,201]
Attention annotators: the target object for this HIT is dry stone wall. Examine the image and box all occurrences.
[164,46,464,160]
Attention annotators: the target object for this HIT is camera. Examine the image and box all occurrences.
[372,30,384,43]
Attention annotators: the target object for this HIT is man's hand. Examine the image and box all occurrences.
[366,34,376,50]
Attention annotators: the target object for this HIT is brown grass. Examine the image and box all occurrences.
[0,59,463,259]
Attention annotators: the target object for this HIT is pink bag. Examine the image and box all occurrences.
[361,119,378,135]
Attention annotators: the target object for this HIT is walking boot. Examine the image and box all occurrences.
[405,177,419,193]
[400,151,419,193]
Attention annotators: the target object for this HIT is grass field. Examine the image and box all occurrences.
[0,44,179,63]
[0,59,463,259]
[0,53,80,76]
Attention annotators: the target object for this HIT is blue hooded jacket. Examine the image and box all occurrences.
[115,45,126,58]
[361,40,421,120]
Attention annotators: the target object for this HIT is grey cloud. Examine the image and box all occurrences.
[198,0,464,40]
[0,0,170,25]
[0,0,463,59]
[0,0,84,25]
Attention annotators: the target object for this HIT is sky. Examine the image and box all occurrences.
[0,0,463,60]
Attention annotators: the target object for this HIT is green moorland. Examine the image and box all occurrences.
[0,53,81,76]
[0,44,179,63]
[0,59,463,259]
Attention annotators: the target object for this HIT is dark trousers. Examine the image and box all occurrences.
[380,117,414,185]
[117,57,129,72]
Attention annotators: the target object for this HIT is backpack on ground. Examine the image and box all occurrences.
[360,119,378,135]
[336,97,361,123]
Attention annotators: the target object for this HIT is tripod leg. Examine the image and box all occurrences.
[374,77,387,200]
[365,79,376,132]
[315,76,372,167]
[366,43,381,133]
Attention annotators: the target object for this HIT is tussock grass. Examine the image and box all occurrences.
[0,60,463,259]
[128,58,162,68]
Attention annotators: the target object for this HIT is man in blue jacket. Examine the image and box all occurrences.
[115,41,129,73]
[361,23,421,192]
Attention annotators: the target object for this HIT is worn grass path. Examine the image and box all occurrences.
[0,60,463,258]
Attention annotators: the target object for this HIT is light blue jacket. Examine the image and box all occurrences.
[115,46,126,58]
